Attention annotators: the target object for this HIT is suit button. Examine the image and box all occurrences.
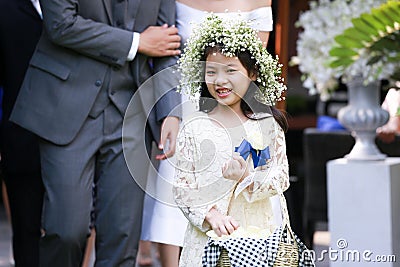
[110,91,116,95]
[95,80,102,87]
[116,20,123,27]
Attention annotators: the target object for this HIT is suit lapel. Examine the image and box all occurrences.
[126,0,142,31]
[102,0,113,24]
[17,0,41,20]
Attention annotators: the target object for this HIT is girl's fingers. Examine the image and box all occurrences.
[232,154,246,168]
[230,159,241,170]
[225,225,234,235]
[213,227,222,237]
[230,218,240,229]
[222,163,231,178]
[224,216,236,234]
[222,161,234,176]
[222,162,228,173]
[211,216,239,236]
[218,224,229,236]
[210,220,223,237]
[236,155,247,169]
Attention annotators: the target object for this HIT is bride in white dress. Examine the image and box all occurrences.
[140,1,275,266]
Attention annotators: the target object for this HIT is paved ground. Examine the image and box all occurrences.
[0,204,329,267]
[0,207,12,267]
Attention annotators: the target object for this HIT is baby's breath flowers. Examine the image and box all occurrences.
[292,0,387,100]
[177,14,286,106]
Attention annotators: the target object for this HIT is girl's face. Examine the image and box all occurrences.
[205,52,256,109]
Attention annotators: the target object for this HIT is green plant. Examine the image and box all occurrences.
[329,1,400,83]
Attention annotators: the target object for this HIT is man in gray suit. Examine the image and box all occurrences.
[10,0,181,266]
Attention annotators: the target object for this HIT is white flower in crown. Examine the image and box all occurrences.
[246,130,265,151]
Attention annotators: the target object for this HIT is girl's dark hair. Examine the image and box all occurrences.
[199,45,288,132]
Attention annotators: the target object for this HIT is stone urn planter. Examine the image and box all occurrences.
[337,76,389,160]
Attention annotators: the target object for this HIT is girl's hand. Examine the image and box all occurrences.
[205,208,239,237]
[222,152,249,182]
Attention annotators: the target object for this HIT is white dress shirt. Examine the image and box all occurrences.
[30,0,42,18]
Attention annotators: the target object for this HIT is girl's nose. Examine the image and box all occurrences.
[215,72,228,85]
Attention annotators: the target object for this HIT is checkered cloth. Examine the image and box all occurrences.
[202,226,315,267]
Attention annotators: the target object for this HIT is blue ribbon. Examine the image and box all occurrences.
[234,139,270,168]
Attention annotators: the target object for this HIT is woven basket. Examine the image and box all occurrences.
[273,231,299,267]
[216,248,231,267]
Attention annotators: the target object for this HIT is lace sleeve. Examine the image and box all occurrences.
[240,119,290,202]
[172,123,215,232]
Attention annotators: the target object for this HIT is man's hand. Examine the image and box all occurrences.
[156,116,180,160]
[138,24,181,57]
[205,207,239,237]
[222,152,249,182]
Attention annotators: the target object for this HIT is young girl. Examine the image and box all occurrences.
[138,3,275,266]
[173,16,289,266]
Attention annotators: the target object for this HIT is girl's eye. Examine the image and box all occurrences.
[206,70,216,75]
[227,69,237,73]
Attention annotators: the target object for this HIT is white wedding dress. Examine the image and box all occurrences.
[140,1,276,250]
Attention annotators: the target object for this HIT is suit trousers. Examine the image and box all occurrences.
[38,103,145,267]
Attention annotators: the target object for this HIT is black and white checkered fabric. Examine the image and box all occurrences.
[294,232,315,267]
[202,226,315,267]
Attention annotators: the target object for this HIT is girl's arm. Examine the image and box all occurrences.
[238,119,289,202]
[173,121,229,232]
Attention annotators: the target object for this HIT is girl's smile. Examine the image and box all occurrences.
[215,86,233,98]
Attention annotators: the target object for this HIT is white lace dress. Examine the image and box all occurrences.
[173,112,289,267]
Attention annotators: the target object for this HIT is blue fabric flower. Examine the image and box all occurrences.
[235,139,270,168]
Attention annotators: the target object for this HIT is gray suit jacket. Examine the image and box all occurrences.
[11,0,180,145]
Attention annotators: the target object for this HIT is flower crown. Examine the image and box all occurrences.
[177,14,287,106]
